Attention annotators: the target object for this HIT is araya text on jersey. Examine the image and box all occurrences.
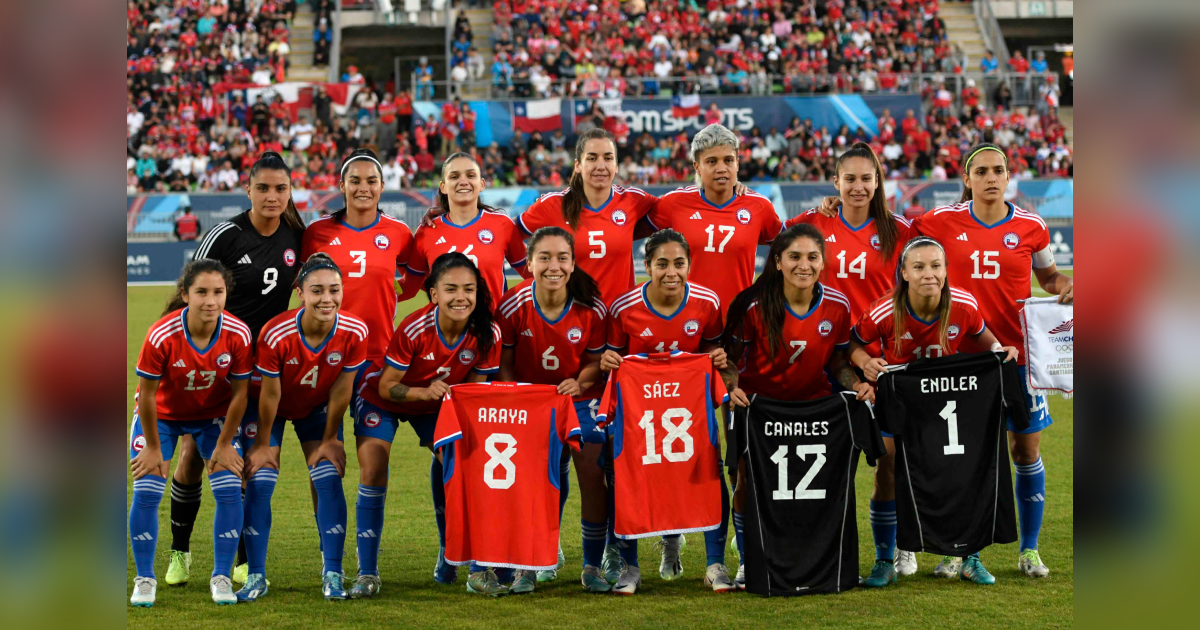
[920,375,979,393]
[477,407,528,424]
[763,421,830,437]
[642,381,681,399]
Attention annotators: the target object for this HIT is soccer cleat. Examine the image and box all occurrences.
[601,544,622,584]
[165,550,191,586]
[510,570,537,595]
[130,577,156,607]
[933,556,962,578]
[232,562,249,585]
[580,565,612,593]
[433,546,458,585]
[348,574,381,599]
[863,560,898,587]
[895,550,918,576]
[654,536,685,580]
[322,571,348,600]
[537,546,566,582]
[613,564,641,596]
[210,575,237,605]
[704,563,736,593]
[734,563,746,590]
[960,556,996,585]
[1019,549,1050,578]
[466,569,510,596]
[235,573,268,602]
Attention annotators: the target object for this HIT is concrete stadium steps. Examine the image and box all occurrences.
[941,2,990,62]
[288,3,328,83]
[460,8,495,99]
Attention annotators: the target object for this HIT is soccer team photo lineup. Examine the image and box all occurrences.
[127,0,1074,619]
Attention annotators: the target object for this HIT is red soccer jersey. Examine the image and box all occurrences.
[358,304,502,415]
[596,352,728,539]
[406,210,527,312]
[497,279,608,401]
[517,185,656,307]
[301,211,414,360]
[255,308,370,419]
[914,202,1052,364]
[733,284,853,401]
[852,288,986,364]
[607,282,723,355]
[647,187,783,316]
[134,309,254,422]
[785,208,918,319]
[434,382,582,569]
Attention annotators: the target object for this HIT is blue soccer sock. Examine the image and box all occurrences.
[430,455,447,547]
[129,474,166,579]
[310,462,347,575]
[557,454,571,523]
[1015,457,1046,551]
[243,467,278,576]
[209,471,243,578]
[354,484,386,576]
[870,499,897,562]
[703,473,730,567]
[617,537,638,568]
[732,510,745,566]
[581,519,606,568]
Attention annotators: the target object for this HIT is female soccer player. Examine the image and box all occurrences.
[236,254,369,602]
[721,223,873,589]
[601,229,731,595]
[166,152,307,587]
[911,143,1073,579]
[349,253,502,598]
[403,152,530,306]
[496,227,609,593]
[129,260,253,607]
[848,236,1018,586]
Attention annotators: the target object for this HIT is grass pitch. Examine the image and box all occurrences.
[127,281,1072,629]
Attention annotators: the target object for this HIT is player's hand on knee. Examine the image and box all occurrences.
[130,448,164,480]
[246,443,277,477]
[211,441,244,479]
[312,439,346,476]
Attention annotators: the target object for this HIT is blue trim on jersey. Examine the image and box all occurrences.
[547,409,564,491]
[968,201,1016,229]
[339,212,382,233]
[434,308,468,351]
[296,310,338,354]
[471,365,500,375]
[342,360,367,372]
[906,303,939,326]
[839,209,874,232]
[229,371,252,380]
[517,213,534,236]
[642,283,689,321]
[705,374,720,448]
[433,430,462,451]
[405,265,427,277]
[135,369,162,380]
[611,383,625,459]
[509,258,527,268]
[385,357,409,371]
[784,284,825,321]
[181,308,222,355]
[700,190,737,210]
[439,210,483,229]
[532,282,574,325]
[442,442,456,482]
[255,364,281,378]
[584,189,614,213]
[850,327,869,346]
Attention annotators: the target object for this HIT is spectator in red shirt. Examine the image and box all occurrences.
[900,108,920,138]
[414,147,435,175]
[173,204,200,241]
[1008,50,1030,73]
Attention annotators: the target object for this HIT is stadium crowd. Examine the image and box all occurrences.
[127,0,1071,195]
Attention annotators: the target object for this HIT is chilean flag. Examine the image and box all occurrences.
[513,98,562,132]
[672,94,701,119]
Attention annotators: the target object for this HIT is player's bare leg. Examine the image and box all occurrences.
[166,436,205,586]
[1010,431,1050,577]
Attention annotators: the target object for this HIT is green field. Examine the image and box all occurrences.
[127,280,1073,629]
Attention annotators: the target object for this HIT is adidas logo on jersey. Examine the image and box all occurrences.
[522,329,534,337]
[901,332,913,340]
[238,254,252,265]
[287,358,300,365]
[436,236,447,245]
[640,328,654,337]
[422,353,435,360]
[173,359,187,368]
[826,234,837,242]
[689,212,703,220]
[329,237,342,246]
[957,233,969,241]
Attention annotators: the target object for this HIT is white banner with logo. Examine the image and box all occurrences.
[1019,297,1073,398]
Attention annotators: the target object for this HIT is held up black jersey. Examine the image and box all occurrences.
[730,392,885,596]
[193,210,305,341]
[877,352,1030,557]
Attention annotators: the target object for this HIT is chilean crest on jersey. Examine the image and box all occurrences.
[458,348,477,364]
[327,352,343,366]
[374,233,391,250]
[363,412,381,428]
[1003,232,1020,249]
[217,353,232,368]
[477,228,495,244]
[244,422,258,439]
[611,209,628,226]
[684,319,700,336]
[818,319,834,336]
[284,249,297,266]
[567,327,584,343]
[736,208,752,225]
[869,234,882,251]
[947,324,961,339]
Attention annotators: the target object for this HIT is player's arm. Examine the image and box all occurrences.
[561,352,601,397]
[312,369,354,474]
[130,377,165,479]
[1033,261,1073,304]
[721,336,750,407]
[378,365,449,402]
[498,346,517,382]
[849,339,888,382]
[827,349,873,402]
[213,378,247,478]
[971,325,1019,363]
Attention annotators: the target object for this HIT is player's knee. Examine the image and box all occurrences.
[359,464,388,488]
[1010,444,1040,466]
[874,455,895,488]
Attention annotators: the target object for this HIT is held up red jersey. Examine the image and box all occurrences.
[785,208,917,318]
[497,279,607,401]
[406,210,528,311]
[301,211,414,360]
[255,309,370,419]
[358,304,501,415]
[596,352,729,539]
[732,284,853,401]
[914,202,1053,364]
[647,187,783,315]
[607,282,722,354]
[517,185,657,307]
[134,308,254,421]
[852,288,986,365]
[434,382,582,569]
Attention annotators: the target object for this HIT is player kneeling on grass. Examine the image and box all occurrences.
[848,237,1018,586]
[129,261,253,607]
[237,254,369,602]
[351,253,503,597]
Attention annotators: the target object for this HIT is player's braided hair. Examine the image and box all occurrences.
[834,142,899,261]
[527,227,601,307]
[959,142,1008,203]
[723,224,826,359]
[562,128,617,230]
[249,151,305,230]
[891,237,952,356]
[163,259,234,316]
[424,252,496,359]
